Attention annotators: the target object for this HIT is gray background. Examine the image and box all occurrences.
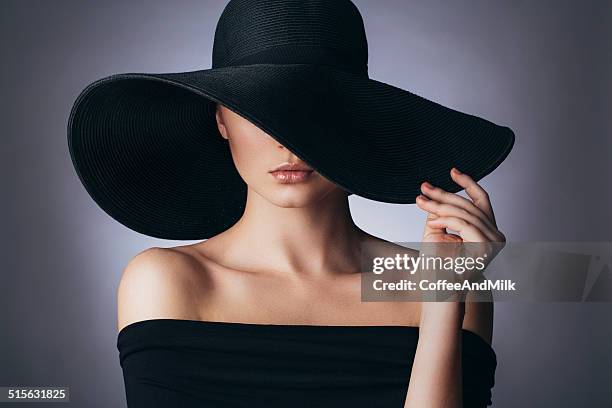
[2,0,611,406]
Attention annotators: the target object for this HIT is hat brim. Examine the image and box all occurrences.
[68,63,515,240]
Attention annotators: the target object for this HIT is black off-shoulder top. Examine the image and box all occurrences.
[117,319,497,407]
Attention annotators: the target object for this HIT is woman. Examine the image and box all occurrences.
[68,1,513,406]
[117,103,504,408]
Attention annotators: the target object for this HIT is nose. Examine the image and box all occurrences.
[276,139,288,150]
[277,142,304,163]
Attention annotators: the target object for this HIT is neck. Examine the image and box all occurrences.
[220,187,365,277]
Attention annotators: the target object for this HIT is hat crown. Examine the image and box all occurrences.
[212,0,369,76]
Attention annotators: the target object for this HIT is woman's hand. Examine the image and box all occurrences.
[415,167,506,300]
[417,167,505,245]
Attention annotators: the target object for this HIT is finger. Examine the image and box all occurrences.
[425,215,488,243]
[417,196,446,238]
[420,181,499,233]
[416,194,500,242]
[417,195,453,241]
[450,167,497,225]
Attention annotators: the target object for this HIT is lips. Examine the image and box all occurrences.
[269,162,314,183]
[270,162,313,172]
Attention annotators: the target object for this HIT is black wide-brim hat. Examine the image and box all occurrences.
[68,0,515,240]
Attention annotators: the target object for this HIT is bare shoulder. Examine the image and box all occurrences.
[361,230,494,346]
[117,246,209,333]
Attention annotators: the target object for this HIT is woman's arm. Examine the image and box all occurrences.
[404,301,466,407]
[403,167,506,407]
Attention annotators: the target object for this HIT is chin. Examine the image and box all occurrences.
[267,190,320,208]
[264,184,335,208]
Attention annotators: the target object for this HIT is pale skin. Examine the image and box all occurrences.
[117,104,505,407]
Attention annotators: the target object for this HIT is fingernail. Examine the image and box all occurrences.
[452,167,462,174]
[417,194,429,201]
[423,182,433,189]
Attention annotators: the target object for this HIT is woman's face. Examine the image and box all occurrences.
[215,104,346,207]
